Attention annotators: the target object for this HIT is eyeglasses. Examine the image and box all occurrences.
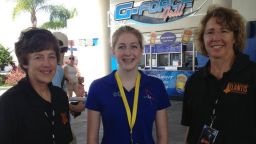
[69,57,74,60]
[60,47,68,53]
[204,29,232,39]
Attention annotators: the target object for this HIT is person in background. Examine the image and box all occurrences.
[52,32,84,119]
[77,76,86,97]
[69,76,86,118]
[64,55,80,97]
[0,28,73,144]
[181,5,256,144]
[52,32,68,88]
[86,26,170,144]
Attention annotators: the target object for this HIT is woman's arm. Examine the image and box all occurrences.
[185,127,189,144]
[64,65,71,83]
[87,109,101,144]
[75,66,81,77]
[155,108,169,144]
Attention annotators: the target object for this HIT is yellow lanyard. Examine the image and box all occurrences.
[114,71,141,137]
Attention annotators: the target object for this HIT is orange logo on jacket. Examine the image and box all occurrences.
[60,113,68,125]
[223,82,248,94]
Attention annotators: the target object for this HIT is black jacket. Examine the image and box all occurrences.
[0,77,73,144]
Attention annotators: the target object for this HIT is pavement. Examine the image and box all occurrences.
[1,88,186,144]
[71,100,187,144]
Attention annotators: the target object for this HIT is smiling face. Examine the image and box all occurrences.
[203,17,235,59]
[23,49,57,86]
[112,32,143,72]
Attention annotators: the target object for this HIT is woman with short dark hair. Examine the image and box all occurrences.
[0,28,73,144]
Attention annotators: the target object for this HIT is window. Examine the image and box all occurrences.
[157,54,169,66]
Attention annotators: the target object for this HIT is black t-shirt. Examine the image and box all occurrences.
[0,77,73,144]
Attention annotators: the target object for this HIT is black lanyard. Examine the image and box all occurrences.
[208,73,228,128]
[209,97,219,128]
[206,74,223,128]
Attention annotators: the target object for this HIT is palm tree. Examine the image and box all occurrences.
[41,5,77,30]
[12,0,77,29]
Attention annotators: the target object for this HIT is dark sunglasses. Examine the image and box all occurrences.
[69,57,74,60]
[60,47,68,53]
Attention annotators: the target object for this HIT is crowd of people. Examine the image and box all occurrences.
[0,5,255,144]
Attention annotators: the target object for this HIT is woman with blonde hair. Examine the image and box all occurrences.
[86,26,170,144]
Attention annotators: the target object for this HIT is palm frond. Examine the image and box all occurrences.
[48,5,77,21]
[12,0,77,29]
[12,0,32,19]
[40,21,66,30]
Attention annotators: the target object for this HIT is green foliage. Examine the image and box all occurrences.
[41,6,77,30]
[12,0,77,29]
[0,74,6,85]
[48,5,77,22]
[0,44,13,70]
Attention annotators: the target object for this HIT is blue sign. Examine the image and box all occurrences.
[78,38,99,47]
[68,48,77,51]
[114,0,194,24]
[143,70,194,97]
[160,32,176,44]
[111,56,118,70]
[144,43,181,53]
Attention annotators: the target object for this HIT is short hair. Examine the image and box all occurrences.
[196,5,246,56]
[15,28,59,71]
[112,26,143,49]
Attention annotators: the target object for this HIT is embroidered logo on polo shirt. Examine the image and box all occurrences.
[223,82,248,94]
[60,113,68,125]
[113,91,121,97]
[144,89,155,104]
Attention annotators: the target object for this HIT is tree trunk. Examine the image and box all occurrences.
[31,9,37,27]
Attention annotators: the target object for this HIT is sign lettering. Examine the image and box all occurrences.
[114,0,193,22]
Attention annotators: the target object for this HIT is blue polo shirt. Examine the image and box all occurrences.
[86,70,171,144]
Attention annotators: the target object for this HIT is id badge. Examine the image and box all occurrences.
[198,125,219,144]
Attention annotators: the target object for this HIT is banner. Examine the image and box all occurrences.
[143,70,194,97]
[182,29,193,44]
